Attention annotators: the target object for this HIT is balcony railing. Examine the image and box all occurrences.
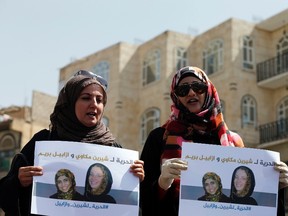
[257,53,288,82]
[259,118,288,144]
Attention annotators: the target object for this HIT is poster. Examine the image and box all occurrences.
[31,141,139,216]
[179,143,280,216]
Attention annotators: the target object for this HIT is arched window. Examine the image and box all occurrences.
[0,133,17,171]
[140,108,160,145]
[142,49,161,86]
[220,99,225,118]
[276,33,288,73]
[278,96,288,120]
[91,61,110,83]
[242,36,254,69]
[176,47,188,71]
[203,39,223,75]
[277,96,288,133]
[241,95,257,127]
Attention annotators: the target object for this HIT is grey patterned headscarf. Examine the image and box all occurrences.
[50,74,116,146]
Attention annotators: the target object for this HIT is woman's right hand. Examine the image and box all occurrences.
[274,161,288,189]
[158,158,188,190]
[18,166,43,187]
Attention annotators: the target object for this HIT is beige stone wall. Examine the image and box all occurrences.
[57,15,288,153]
[32,91,56,126]
[0,91,56,151]
[58,31,195,151]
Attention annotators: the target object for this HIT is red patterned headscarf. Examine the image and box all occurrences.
[162,66,244,147]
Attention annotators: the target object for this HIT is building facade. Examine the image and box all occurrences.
[0,91,56,179]
[58,9,288,213]
[60,9,288,158]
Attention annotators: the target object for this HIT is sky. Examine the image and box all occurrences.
[1,0,288,108]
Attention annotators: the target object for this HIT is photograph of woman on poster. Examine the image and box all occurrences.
[197,172,230,203]
[84,163,116,204]
[50,169,84,201]
[230,166,258,205]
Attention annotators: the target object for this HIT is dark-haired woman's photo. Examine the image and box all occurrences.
[84,163,116,204]
[230,166,258,205]
[198,172,230,203]
[49,169,84,201]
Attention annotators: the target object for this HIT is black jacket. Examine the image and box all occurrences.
[1,130,58,216]
[0,129,121,216]
[140,127,286,216]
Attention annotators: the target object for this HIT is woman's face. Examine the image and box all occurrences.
[177,76,206,113]
[89,166,105,190]
[234,169,248,193]
[75,84,104,127]
[57,175,72,193]
[204,178,218,195]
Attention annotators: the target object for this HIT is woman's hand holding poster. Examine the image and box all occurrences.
[179,143,280,216]
[31,141,139,216]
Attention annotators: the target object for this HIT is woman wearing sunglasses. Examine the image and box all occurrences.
[140,66,288,216]
[0,70,144,216]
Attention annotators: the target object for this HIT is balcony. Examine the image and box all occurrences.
[259,118,288,144]
[256,53,288,89]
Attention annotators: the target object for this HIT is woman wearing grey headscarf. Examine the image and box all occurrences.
[0,70,144,215]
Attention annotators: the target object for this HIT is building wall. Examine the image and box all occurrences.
[56,12,288,157]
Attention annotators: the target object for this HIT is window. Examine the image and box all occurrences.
[59,70,79,92]
[0,133,17,172]
[241,95,257,127]
[220,99,225,118]
[242,36,254,69]
[0,157,10,171]
[276,33,288,73]
[203,39,223,75]
[277,97,288,133]
[278,97,288,119]
[102,116,109,127]
[91,61,110,83]
[142,50,161,86]
[140,108,160,145]
[176,47,188,71]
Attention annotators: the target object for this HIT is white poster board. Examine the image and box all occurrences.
[31,141,139,216]
[179,143,280,216]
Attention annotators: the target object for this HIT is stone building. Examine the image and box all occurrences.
[0,8,288,215]
[0,92,56,215]
[60,9,288,159]
[58,9,288,213]
[0,91,56,178]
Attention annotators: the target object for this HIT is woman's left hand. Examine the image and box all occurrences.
[130,160,145,182]
[274,161,288,189]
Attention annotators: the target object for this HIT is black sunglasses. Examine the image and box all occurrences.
[174,82,208,97]
[74,70,108,90]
